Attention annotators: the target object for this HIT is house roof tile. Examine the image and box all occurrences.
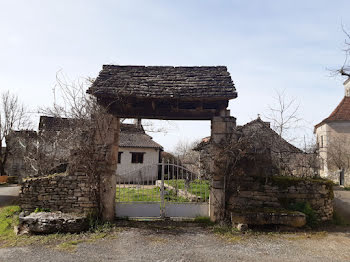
[87,65,237,100]
[119,123,162,149]
[315,97,350,130]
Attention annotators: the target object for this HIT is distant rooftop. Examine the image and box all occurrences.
[39,116,162,149]
[88,65,237,100]
[315,97,350,129]
[39,116,74,131]
[194,117,301,154]
[315,79,350,130]
[119,123,163,149]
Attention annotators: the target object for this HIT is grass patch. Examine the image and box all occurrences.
[0,206,120,249]
[116,187,161,202]
[194,216,214,226]
[56,240,84,252]
[166,179,210,201]
[344,187,350,191]
[115,186,190,202]
[212,225,242,243]
[0,206,21,240]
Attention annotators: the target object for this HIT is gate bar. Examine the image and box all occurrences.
[161,159,165,218]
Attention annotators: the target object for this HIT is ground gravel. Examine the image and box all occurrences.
[1,222,350,262]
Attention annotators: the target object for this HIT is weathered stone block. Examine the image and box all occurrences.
[231,210,306,228]
[17,212,89,234]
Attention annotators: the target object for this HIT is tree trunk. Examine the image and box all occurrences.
[0,144,8,176]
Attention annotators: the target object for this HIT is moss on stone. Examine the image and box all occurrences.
[268,175,334,190]
[22,172,68,182]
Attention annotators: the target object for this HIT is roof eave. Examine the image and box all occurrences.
[88,90,237,101]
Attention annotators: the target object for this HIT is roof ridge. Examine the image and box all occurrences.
[327,96,346,119]
[315,96,350,130]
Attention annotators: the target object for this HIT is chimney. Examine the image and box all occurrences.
[134,118,142,128]
[345,78,350,97]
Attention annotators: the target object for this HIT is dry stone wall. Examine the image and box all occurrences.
[227,175,334,222]
[20,171,97,214]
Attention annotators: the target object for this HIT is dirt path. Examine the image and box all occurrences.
[0,185,20,207]
[1,224,350,262]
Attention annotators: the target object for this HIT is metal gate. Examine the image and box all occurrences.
[115,159,209,218]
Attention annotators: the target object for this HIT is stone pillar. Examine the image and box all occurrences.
[210,109,236,222]
[94,114,120,222]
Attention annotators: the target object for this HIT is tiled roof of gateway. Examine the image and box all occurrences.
[87,65,237,100]
[315,97,350,129]
[119,124,163,149]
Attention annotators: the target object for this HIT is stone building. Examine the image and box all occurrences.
[195,117,314,178]
[314,78,350,186]
[117,121,163,183]
[5,130,38,181]
[7,116,163,181]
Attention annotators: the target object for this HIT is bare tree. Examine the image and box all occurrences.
[173,139,201,175]
[16,72,122,221]
[265,90,301,141]
[326,135,350,176]
[337,26,350,78]
[0,91,31,176]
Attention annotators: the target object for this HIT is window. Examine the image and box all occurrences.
[118,152,123,164]
[320,135,324,148]
[131,152,144,163]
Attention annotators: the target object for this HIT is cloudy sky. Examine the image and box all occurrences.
[1,0,349,152]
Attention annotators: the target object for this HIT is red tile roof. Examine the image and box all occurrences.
[315,96,350,130]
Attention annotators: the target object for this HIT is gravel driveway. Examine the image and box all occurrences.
[0,185,19,207]
[1,223,350,262]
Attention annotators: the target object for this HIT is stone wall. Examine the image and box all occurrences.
[227,175,334,222]
[20,171,97,214]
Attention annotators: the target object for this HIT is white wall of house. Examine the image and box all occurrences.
[116,147,160,183]
[316,122,350,185]
[315,123,330,177]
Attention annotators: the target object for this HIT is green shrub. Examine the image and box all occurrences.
[87,212,114,233]
[289,202,319,228]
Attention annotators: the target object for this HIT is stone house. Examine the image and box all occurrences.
[314,78,350,186]
[195,117,313,178]
[5,130,38,181]
[6,116,163,182]
[117,121,163,183]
